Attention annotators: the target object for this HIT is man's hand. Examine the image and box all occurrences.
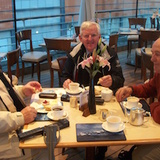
[63,79,72,89]
[115,86,133,102]
[98,75,112,88]
[21,106,37,124]
[22,81,42,97]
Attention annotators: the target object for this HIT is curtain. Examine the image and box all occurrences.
[78,0,95,26]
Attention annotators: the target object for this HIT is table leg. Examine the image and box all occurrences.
[85,147,96,160]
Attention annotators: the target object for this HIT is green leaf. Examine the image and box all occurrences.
[98,38,102,47]
[92,70,101,77]
[101,45,107,53]
[96,48,101,54]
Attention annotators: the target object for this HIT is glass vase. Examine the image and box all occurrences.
[88,76,96,114]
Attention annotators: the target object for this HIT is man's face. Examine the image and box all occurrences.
[151,38,160,73]
[79,25,100,53]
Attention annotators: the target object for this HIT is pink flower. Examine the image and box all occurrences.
[77,38,111,77]
[77,56,93,69]
[97,55,111,70]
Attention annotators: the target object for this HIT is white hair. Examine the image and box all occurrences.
[80,21,100,35]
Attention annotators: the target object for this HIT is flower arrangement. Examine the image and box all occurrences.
[77,38,111,78]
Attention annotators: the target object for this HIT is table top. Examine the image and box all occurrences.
[119,28,139,35]
[119,28,157,36]
[19,88,160,149]
[39,37,77,48]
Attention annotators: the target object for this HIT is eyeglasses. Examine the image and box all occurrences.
[82,34,98,39]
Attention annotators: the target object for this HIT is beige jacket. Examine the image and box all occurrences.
[0,76,25,159]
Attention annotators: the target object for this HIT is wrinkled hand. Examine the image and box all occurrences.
[115,86,132,102]
[21,106,37,124]
[22,81,42,97]
[63,79,72,89]
[98,75,112,88]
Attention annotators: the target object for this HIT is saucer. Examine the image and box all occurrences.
[123,101,142,110]
[66,87,83,95]
[47,111,68,121]
[37,108,49,113]
[102,122,125,133]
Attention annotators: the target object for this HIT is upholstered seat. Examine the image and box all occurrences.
[135,47,151,57]
[21,51,47,62]
[51,60,59,70]
[127,35,139,41]
[12,75,19,85]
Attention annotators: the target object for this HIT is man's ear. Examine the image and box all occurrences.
[79,34,82,42]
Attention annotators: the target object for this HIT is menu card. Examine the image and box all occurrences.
[76,123,126,142]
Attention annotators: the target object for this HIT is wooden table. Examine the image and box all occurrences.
[19,88,160,159]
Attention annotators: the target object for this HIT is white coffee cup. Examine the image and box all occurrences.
[69,82,79,92]
[127,96,139,108]
[106,116,121,131]
[101,88,113,102]
[51,105,64,119]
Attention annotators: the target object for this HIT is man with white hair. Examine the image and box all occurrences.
[116,38,160,160]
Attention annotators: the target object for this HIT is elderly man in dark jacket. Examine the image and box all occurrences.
[62,21,124,94]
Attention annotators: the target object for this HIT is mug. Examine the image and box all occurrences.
[69,82,79,91]
[127,96,139,108]
[106,116,121,131]
[51,105,64,119]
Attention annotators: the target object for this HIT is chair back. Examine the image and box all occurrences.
[109,33,119,53]
[75,26,80,36]
[16,29,33,57]
[157,18,159,30]
[128,18,146,29]
[141,47,154,82]
[150,17,156,28]
[57,56,67,74]
[57,56,67,86]
[139,30,160,47]
[7,46,20,84]
[44,38,72,69]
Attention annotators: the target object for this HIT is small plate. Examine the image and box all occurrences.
[102,122,125,133]
[66,87,83,95]
[85,86,106,97]
[123,101,142,110]
[47,111,68,121]
[37,108,49,113]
